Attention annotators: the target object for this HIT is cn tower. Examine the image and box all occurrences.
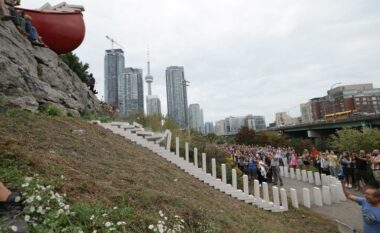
[145,48,153,95]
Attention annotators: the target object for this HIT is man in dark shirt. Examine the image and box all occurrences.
[356,150,369,190]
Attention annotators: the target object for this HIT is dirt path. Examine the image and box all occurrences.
[280,177,363,232]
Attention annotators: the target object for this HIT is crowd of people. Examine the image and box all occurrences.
[218,144,380,190]
[1,0,46,47]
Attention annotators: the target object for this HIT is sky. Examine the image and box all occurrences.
[23,0,380,124]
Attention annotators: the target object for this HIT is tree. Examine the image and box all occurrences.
[60,52,90,83]
[234,126,256,145]
[330,127,380,152]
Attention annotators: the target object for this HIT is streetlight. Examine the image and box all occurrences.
[329,82,342,122]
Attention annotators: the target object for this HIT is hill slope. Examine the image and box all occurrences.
[0,111,339,233]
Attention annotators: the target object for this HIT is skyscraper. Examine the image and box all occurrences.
[104,49,125,107]
[204,122,215,135]
[145,49,161,116]
[122,68,144,116]
[188,104,204,133]
[166,66,188,128]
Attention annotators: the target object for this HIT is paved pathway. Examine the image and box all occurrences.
[281,176,363,232]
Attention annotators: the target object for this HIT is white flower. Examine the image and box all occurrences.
[159,210,164,217]
[117,221,126,225]
[148,224,154,230]
[64,205,70,210]
[36,195,42,201]
[14,196,21,203]
[30,206,35,213]
[174,178,178,182]
[90,215,95,220]
[21,183,29,188]
[9,225,18,232]
[78,230,84,233]
[60,175,65,179]
[92,231,97,233]
[113,206,118,210]
[105,222,112,227]
[24,215,31,222]
[102,213,108,217]
[25,177,33,182]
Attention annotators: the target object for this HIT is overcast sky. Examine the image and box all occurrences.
[23,0,380,124]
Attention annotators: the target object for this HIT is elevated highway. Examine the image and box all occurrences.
[271,115,380,138]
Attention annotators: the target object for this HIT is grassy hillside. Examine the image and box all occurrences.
[0,110,339,233]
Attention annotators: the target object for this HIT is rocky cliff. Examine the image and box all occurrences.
[0,20,102,115]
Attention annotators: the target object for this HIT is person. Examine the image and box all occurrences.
[0,0,14,20]
[0,181,27,233]
[327,150,338,177]
[289,151,298,169]
[340,151,353,188]
[247,156,257,181]
[356,150,369,190]
[341,180,380,233]
[270,152,283,186]
[87,73,97,94]
[370,149,380,185]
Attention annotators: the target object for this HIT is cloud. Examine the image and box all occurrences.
[22,0,380,124]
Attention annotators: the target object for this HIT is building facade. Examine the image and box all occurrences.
[104,49,125,107]
[188,104,204,133]
[122,68,144,116]
[215,120,226,136]
[147,95,161,116]
[245,115,267,131]
[204,122,215,135]
[166,66,188,128]
[300,102,314,124]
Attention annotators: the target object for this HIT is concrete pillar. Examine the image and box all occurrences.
[322,186,332,205]
[280,188,288,211]
[243,175,249,195]
[331,184,340,204]
[336,182,347,201]
[302,170,308,182]
[202,153,207,172]
[307,171,314,184]
[185,142,189,162]
[314,172,321,186]
[296,169,302,181]
[290,188,299,208]
[313,187,323,207]
[263,182,270,203]
[232,169,237,189]
[175,137,180,157]
[280,166,284,177]
[194,148,198,167]
[284,166,289,178]
[290,168,295,179]
[221,164,227,183]
[166,131,171,150]
[254,179,260,200]
[303,188,311,208]
[273,186,280,208]
[211,158,217,178]
[321,174,328,186]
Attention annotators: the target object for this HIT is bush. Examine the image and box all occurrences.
[330,127,380,152]
[39,104,61,116]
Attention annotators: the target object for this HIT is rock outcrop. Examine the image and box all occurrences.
[0,20,102,115]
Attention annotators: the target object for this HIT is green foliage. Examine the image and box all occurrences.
[235,126,256,145]
[60,52,90,83]
[330,127,380,152]
[39,104,62,116]
[287,138,313,154]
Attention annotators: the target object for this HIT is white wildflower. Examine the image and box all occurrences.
[159,210,164,217]
[148,225,154,230]
[64,205,70,210]
[30,206,35,213]
[24,215,30,222]
[113,206,118,210]
[14,196,21,203]
[174,178,178,182]
[25,177,33,182]
[102,213,108,217]
[105,222,112,227]
[21,183,29,188]
[9,225,18,232]
[60,175,65,179]
[92,231,97,233]
[117,221,126,225]
[36,195,42,201]
[90,215,95,220]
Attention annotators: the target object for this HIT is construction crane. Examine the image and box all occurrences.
[106,35,125,51]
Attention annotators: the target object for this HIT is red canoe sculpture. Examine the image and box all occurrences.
[16,4,85,54]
